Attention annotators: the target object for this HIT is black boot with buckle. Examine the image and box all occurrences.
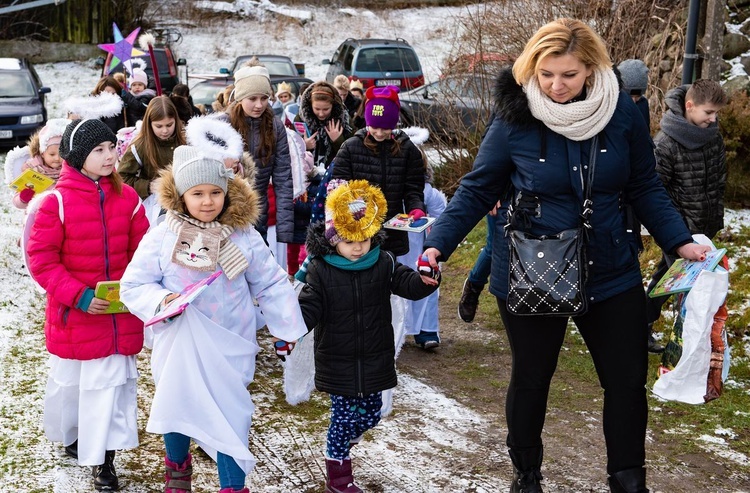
[509,447,544,493]
[92,450,119,491]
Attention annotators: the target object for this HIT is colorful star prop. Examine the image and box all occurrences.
[98,23,145,73]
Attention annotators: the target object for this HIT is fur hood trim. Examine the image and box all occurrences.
[298,81,349,127]
[155,165,260,230]
[305,221,386,257]
[64,92,123,120]
[492,66,624,127]
[4,145,30,184]
[401,126,430,146]
[186,114,244,160]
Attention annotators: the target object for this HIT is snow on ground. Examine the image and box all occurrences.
[1,3,749,491]
[0,4,518,492]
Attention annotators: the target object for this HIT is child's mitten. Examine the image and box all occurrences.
[272,338,296,361]
[417,254,439,279]
[19,187,35,204]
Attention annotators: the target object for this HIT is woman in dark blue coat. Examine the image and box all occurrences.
[422,18,711,493]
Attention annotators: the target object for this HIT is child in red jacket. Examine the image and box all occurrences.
[26,118,149,492]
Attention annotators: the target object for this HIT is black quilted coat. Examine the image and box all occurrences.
[298,224,437,397]
[332,129,425,256]
[654,86,726,238]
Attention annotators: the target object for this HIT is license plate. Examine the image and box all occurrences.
[376,79,401,86]
[0,130,12,139]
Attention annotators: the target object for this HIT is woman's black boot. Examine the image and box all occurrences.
[608,466,649,493]
[92,450,119,491]
[508,447,544,493]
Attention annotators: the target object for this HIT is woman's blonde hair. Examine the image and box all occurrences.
[512,18,611,86]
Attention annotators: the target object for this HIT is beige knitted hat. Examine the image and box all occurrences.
[233,65,272,101]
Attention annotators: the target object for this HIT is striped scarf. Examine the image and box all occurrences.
[166,211,249,281]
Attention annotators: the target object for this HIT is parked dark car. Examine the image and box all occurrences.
[190,75,314,113]
[220,54,304,77]
[98,46,187,94]
[323,38,424,91]
[399,75,492,140]
[0,58,50,148]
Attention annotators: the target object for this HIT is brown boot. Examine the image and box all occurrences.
[325,458,362,493]
[165,453,192,492]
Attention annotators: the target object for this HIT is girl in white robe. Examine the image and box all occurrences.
[120,141,307,493]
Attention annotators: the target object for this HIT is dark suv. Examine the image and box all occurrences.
[98,46,187,94]
[323,38,424,91]
[0,58,50,147]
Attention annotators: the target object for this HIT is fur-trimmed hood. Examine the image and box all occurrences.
[298,81,350,129]
[492,66,624,127]
[155,164,261,230]
[305,221,386,257]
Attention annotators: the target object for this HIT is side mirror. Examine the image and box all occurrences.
[322,59,331,65]
[176,58,187,66]
[219,68,229,75]
[39,87,51,95]
[94,56,104,68]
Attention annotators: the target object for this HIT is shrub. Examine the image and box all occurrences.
[719,89,750,206]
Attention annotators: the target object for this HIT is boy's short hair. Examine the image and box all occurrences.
[685,79,728,107]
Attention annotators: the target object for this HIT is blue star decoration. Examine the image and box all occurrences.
[98,23,145,73]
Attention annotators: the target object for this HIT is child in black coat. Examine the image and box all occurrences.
[296,179,438,492]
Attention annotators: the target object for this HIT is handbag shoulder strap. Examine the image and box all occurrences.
[580,133,599,230]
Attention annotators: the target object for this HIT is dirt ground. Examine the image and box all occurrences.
[394,262,750,493]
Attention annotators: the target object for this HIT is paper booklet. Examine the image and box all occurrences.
[8,168,55,194]
[293,121,310,138]
[94,281,130,314]
[144,270,223,327]
[383,214,436,233]
[648,248,727,297]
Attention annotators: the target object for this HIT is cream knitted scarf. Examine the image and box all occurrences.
[166,211,248,281]
[525,68,619,141]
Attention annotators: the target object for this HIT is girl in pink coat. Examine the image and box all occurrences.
[26,118,149,492]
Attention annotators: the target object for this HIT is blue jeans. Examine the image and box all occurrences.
[164,432,245,490]
[468,214,495,287]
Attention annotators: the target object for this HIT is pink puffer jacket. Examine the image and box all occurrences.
[26,163,149,360]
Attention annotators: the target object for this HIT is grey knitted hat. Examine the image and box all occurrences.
[172,145,234,196]
[60,119,116,170]
[618,59,649,95]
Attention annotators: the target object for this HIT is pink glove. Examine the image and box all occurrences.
[409,209,426,220]
[19,187,35,204]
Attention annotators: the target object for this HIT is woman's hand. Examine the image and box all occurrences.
[325,120,343,142]
[422,247,442,270]
[675,243,713,261]
[303,131,318,150]
[86,297,111,315]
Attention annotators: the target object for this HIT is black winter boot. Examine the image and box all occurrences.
[509,447,544,493]
[608,467,649,493]
[92,450,119,491]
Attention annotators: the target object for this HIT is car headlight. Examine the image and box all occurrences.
[20,114,43,125]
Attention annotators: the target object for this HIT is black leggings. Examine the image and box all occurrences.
[497,284,649,475]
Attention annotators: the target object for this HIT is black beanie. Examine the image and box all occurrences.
[60,119,116,170]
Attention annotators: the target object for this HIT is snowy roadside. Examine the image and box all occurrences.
[0,181,514,491]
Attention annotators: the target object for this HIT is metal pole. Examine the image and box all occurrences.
[682,0,702,84]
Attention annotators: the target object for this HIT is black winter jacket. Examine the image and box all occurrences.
[654,86,726,238]
[332,129,425,256]
[298,224,438,397]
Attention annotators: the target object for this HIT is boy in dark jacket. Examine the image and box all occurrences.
[296,179,438,493]
[645,79,728,351]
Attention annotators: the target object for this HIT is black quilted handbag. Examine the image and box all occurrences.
[505,135,599,317]
[507,228,587,316]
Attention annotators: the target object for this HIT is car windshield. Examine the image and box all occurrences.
[0,72,36,97]
[191,82,228,105]
[233,57,296,77]
[355,48,420,72]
